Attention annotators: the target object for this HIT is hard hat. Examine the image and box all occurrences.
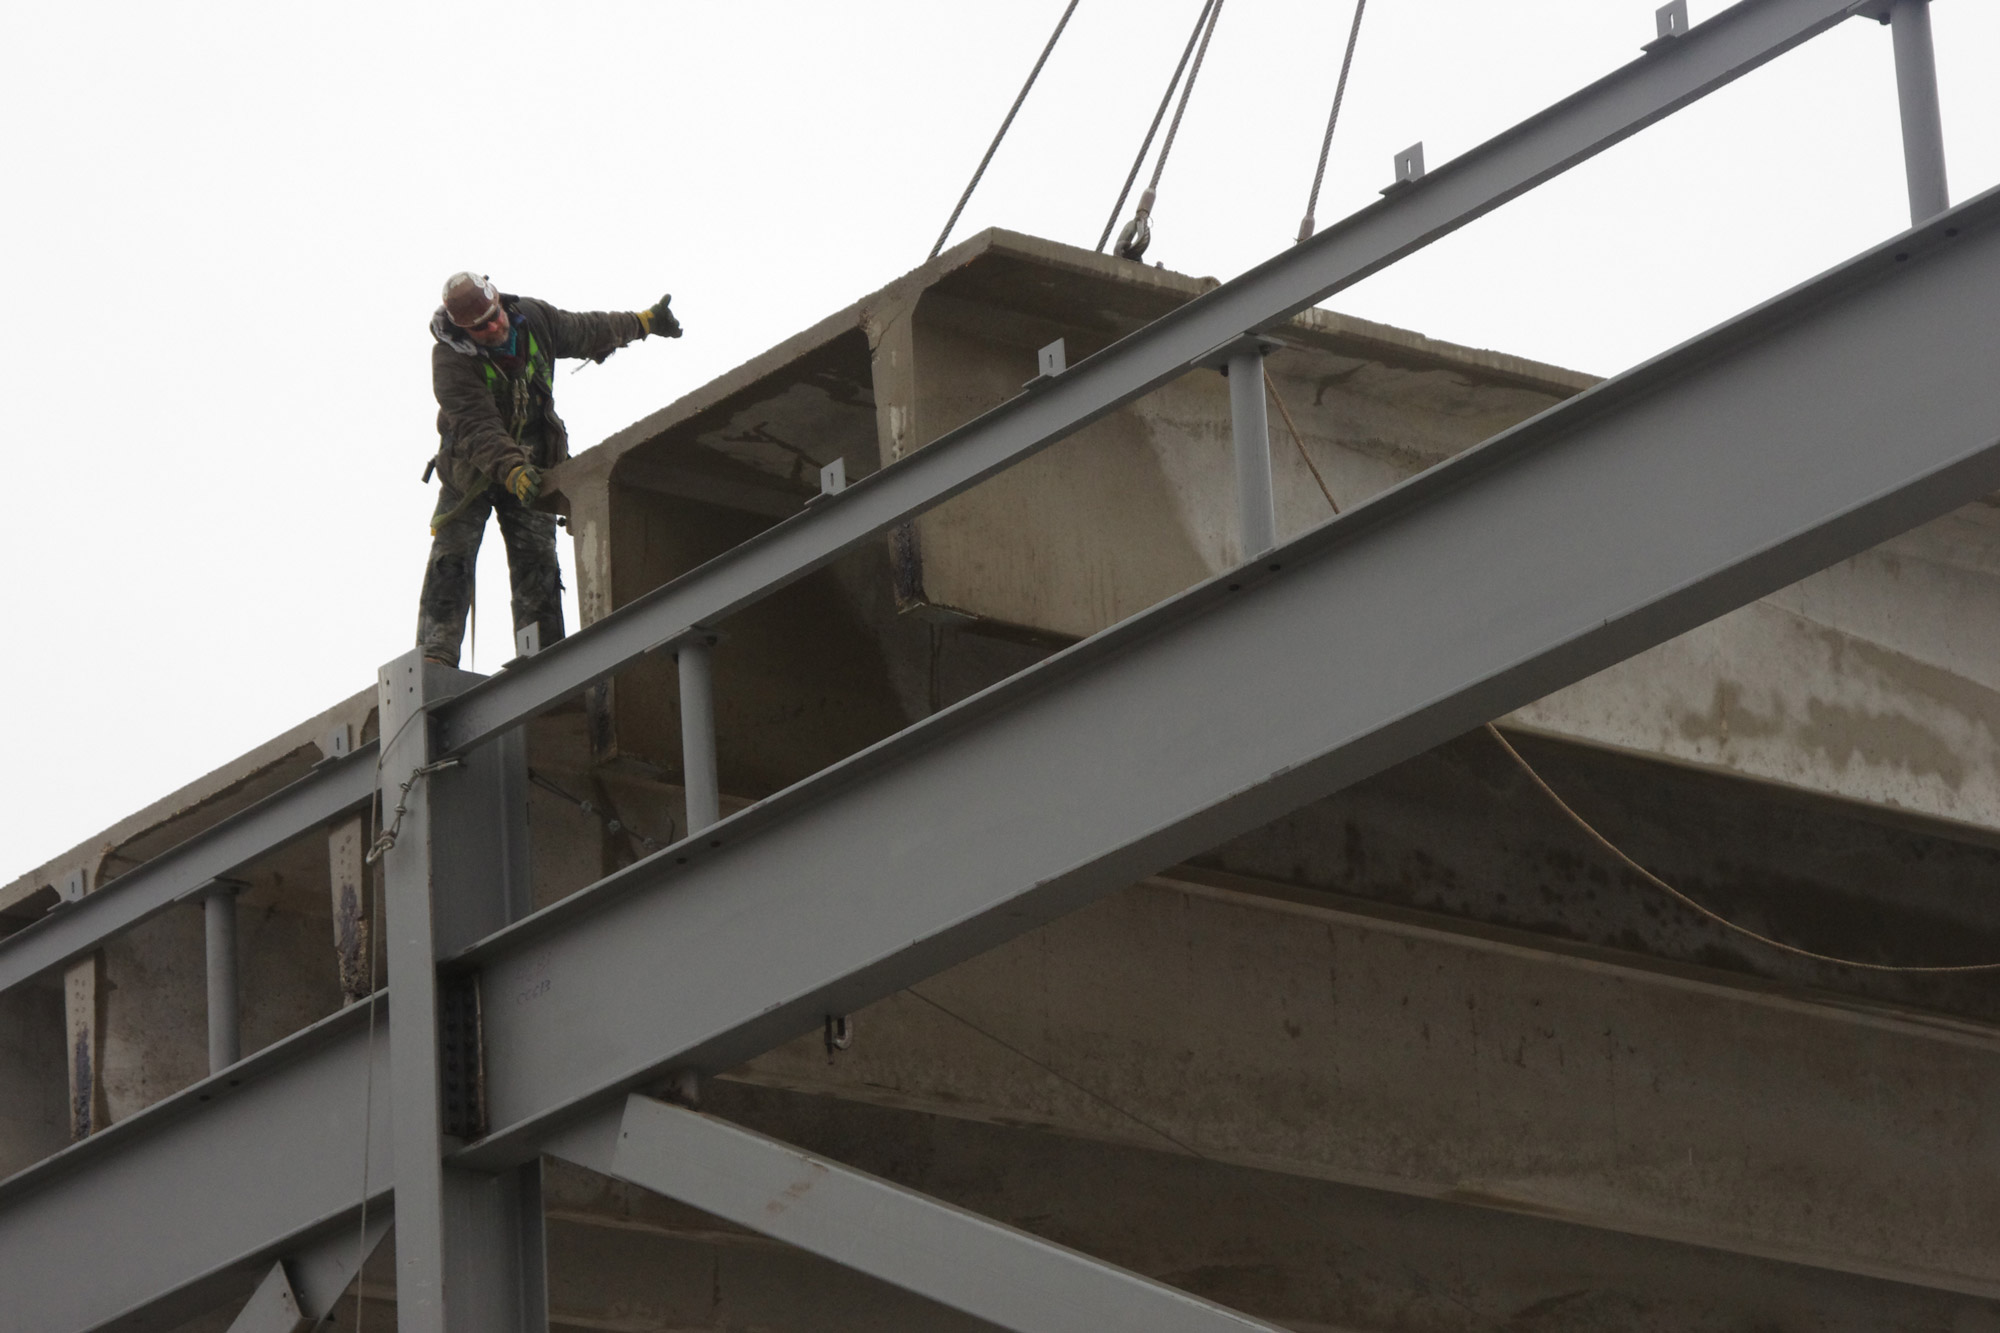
[442,271,502,328]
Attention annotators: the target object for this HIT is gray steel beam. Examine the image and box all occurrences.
[0,742,378,996]
[458,191,2000,1170]
[432,0,1861,757]
[597,1094,1285,1333]
[0,1000,391,1333]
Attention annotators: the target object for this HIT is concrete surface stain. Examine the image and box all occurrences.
[1673,680,1784,750]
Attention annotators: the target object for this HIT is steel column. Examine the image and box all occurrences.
[432,0,1862,758]
[376,650,549,1333]
[1226,348,1277,559]
[376,650,454,1333]
[677,636,721,834]
[1890,0,1950,223]
[202,882,241,1074]
[600,1095,1285,1333]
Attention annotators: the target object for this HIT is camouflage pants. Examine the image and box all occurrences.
[416,474,566,666]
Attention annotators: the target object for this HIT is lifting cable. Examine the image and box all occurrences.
[1297,0,1369,243]
[1260,374,2000,975]
[528,769,675,855]
[1095,0,1216,254]
[929,0,1082,262]
[1105,0,1227,262]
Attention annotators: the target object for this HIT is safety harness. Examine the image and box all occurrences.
[430,321,555,534]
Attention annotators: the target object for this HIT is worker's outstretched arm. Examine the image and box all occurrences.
[520,296,664,364]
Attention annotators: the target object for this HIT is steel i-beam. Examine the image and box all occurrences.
[578,1094,1287,1333]
[375,652,549,1333]
[0,745,378,997]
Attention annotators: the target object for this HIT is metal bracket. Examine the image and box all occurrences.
[60,867,89,905]
[1198,333,1287,373]
[824,1012,856,1054]
[804,457,849,507]
[657,625,722,662]
[1380,143,1426,195]
[224,1261,310,1333]
[1023,338,1068,389]
[513,623,542,661]
[1644,1,1691,50]
[440,971,487,1142]
[198,876,248,901]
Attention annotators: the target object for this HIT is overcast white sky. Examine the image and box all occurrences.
[3,1,1995,881]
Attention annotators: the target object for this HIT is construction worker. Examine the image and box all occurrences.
[418,272,681,666]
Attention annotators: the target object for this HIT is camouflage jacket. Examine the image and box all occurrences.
[430,295,645,485]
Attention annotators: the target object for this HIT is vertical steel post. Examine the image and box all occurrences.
[1227,346,1278,561]
[377,649,550,1333]
[202,883,240,1074]
[678,636,721,834]
[1890,0,1949,224]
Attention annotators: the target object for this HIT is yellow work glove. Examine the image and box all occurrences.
[506,464,542,504]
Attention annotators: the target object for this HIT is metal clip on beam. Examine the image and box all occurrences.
[1645,1,1691,51]
[1380,143,1425,195]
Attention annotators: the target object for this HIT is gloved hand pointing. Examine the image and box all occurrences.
[506,464,542,504]
[641,294,682,339]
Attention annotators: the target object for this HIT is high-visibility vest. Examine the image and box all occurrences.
[479,325,552,442]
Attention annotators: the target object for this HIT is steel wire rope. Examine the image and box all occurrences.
[1260,373,2000,976]
[1095,0,1217,252]
[529,768,674,854]
[1296,0,1369,243]
[929,0,1083,262]
[1112,0,1227,261]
